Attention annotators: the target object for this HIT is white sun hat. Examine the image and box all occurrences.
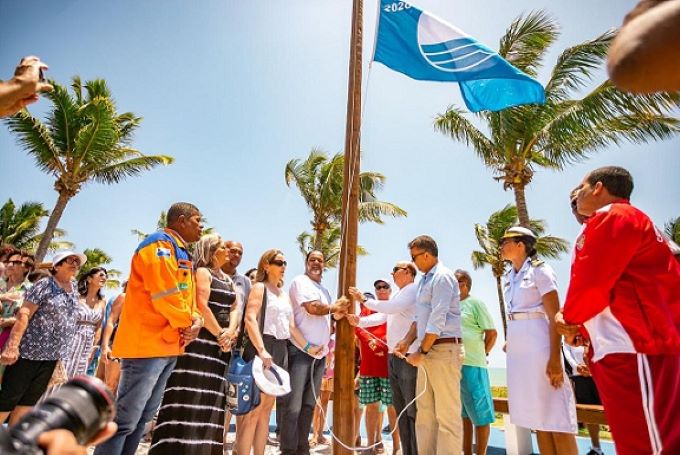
[252,356,291,397]
[51,250,88,268]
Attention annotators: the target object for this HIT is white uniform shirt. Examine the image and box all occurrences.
[363,282,418,354]
[289,274,332,349]
[504,258,558,314]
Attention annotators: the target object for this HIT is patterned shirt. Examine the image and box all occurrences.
[20,276,79,361]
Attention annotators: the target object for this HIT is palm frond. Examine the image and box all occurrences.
[91,155,174,184]
[44,81,80,154]
[544,30,614,102]
[434,106,496,165]
[536,235,570,259]
[358,201,407,223]
[498,10,559,77]
[4,111,64,175]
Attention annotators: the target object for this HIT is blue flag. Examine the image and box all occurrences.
[373,0,545,112]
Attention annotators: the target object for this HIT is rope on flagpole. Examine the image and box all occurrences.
[310,325,427,452]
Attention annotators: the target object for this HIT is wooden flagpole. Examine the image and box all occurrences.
[333,0,362,453]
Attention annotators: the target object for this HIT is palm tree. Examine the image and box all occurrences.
[285,148,407,265]
[4,77,174,261]
[296,223,368,268]
[78,247,123,289]
[0,198,72,252]
[435,11,680,227]
[665,216,680,245]
[471,204,569,336]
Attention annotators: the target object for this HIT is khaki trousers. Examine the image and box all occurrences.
[415,342,464,455]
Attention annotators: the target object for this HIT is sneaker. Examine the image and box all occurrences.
[267,435,279,446]
[586,449,603,455]
[382,424,390,434]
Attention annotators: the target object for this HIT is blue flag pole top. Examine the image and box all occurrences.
[373,0,545,112]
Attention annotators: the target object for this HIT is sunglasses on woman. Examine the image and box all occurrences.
[270,260,287,267]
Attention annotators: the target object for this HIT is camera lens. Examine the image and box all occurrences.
[10,376,115,447]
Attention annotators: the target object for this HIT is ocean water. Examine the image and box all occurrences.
[488,367,507,386]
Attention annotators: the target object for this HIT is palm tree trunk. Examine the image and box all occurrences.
[35,192,71,262]
[313,225,325,252]
[514,184,530,227]
[495,275,508,338]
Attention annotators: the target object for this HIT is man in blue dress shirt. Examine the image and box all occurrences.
[395,235,463,455]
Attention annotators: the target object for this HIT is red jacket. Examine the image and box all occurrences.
[564,201,680,361]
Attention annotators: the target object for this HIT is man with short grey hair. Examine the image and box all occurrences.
[349,260,419,455]
[396,235,463,455]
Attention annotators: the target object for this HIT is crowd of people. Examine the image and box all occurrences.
[0,164,678,455]
[1,2,679,454]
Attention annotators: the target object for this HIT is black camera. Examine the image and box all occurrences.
[0,376,115,454]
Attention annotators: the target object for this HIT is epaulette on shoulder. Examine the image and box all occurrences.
[530,258,544,267]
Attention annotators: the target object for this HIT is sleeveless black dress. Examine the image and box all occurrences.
[149,272,236,455]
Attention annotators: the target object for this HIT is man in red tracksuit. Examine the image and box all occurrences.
[557,166,680,454]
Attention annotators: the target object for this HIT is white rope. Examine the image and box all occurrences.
[310,323,427,451]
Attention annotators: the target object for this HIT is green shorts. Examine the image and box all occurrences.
[359,376,392,406]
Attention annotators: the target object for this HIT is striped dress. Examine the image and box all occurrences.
[149,272,236,455]
[64,300,103,378]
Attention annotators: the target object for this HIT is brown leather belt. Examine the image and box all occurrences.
[433,337,463,345]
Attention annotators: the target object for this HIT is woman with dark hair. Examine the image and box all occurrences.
[235,249,322,455]
[68,267,107,378]
[0,250,84,425]
[150,234,240,455]
[500,227,577,455]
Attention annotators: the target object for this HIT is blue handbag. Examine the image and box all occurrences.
[226,349,261,415]
[226,287,266,415]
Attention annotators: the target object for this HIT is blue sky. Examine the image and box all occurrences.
[1,0,678,367]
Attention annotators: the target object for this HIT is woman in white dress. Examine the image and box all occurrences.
[501,226,577,455]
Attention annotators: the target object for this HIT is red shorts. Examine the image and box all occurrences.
[589,353,680,455]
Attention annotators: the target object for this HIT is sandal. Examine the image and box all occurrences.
[375,441,385,454]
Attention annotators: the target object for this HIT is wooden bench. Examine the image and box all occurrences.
[492,397,607,454]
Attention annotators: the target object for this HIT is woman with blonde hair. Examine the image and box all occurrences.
[150,234,240,455]
[235,249,322,455]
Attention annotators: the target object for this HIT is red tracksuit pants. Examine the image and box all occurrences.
[589,352,680,455]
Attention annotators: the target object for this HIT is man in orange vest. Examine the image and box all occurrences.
[95,202,204,455]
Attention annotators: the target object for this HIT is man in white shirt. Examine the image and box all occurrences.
[349,261,419,455]
[280,250,349,455]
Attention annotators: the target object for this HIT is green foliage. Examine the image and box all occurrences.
[0,199,71,252]
[4,77,174,261]
[665,216,680,245]
[472,204,570,277]
[78,247,122,289]
[435,10,680,226]
[285,149,406,266]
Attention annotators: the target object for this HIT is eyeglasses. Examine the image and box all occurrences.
[392,266,408,274]
[411,251,426,262]
[228,248,243,255]
[7,260,24,266]
[307,257,323,264]
[270,260,287,267]
[64,257,81,267]
[375,284,390,290]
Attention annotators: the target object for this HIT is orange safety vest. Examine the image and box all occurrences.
[113,228,198,358]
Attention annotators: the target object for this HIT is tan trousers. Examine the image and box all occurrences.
[415,342,464,455]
